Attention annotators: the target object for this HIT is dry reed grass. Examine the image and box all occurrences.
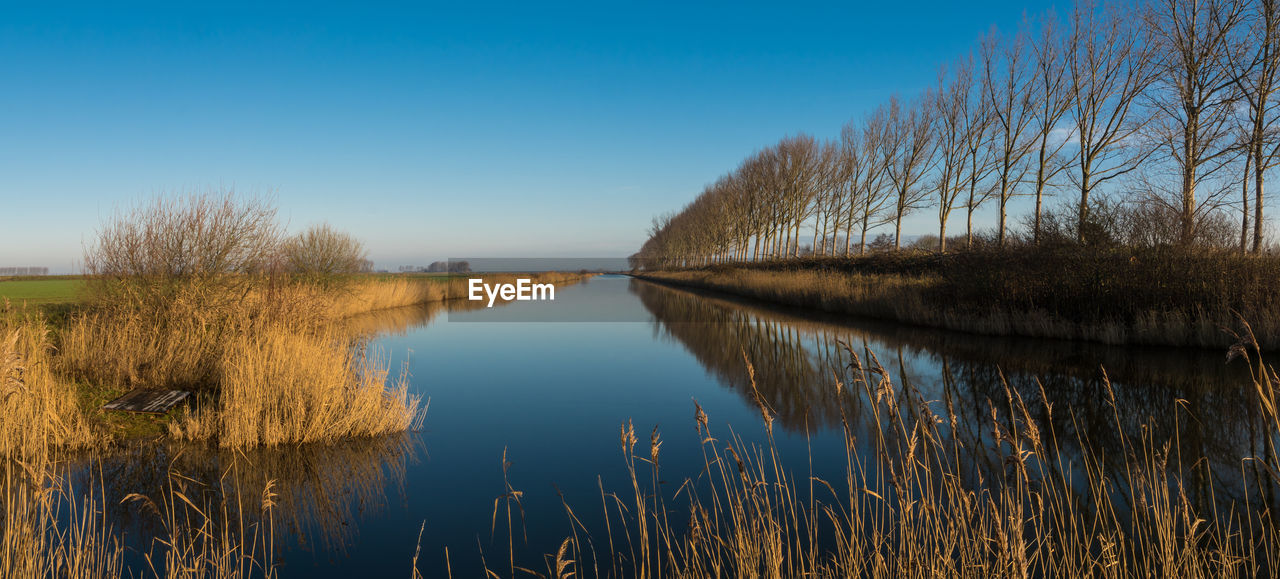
[0,305,98,458]
[1,307,276,578]
[169,327,425,447]
[486,332,1280,578]
[641,267,1280,348]
[42,272,588,445]
[1,457,123,578]
[59,273,592,391]
[123,462,279,579]
[1,304,121,578]
[325,277,449,318]
[52,273,587,447]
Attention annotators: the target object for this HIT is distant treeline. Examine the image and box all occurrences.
[633,0,1280,269]
[399,261,471,273]
[0,267,49,276]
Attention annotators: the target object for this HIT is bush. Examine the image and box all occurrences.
[83,190,281,309]
[281,223,369,281]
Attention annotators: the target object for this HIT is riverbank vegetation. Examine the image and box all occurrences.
[631,0,1280,346]
[0,190,589,577]
[636,246,1280,348]
[1,191,588,454]
[470,330,1280,578]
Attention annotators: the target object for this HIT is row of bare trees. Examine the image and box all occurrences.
[634,0,1280,268]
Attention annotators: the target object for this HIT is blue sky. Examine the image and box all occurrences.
[1,1,1063,272]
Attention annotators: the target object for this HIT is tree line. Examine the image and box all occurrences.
[633,0,1280,269]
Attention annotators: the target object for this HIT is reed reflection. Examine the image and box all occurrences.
[631,279,1273,505]
[71,433,421,566]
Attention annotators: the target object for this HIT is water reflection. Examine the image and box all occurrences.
[339,296,495,337]
[47,278,1280,577]
[68,427,421,572]
[631,279,1274,504]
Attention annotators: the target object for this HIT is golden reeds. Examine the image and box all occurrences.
[487,341,1280,578]
[1,455,123,578]
[0,306,97,458]
[170,326,424,447]
[639,268,1280,348]
[124,463,279,579]
[46,273,588,448]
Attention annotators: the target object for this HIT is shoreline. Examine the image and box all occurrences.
[630,250,1280,350]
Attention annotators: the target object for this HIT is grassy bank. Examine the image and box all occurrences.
[1,271,590,577]
[3,271,591,452]
[0,277,85,306]
[636,247,1280,349]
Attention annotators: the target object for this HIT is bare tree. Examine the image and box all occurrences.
[1232,0,1280,252]
[932,60,976,251]
[282,223,370,280]
[983,26,1038,246]
[960,67,999,248]
[84,190,283,307]
[1066,0,1158,243]
[884,94,938,250]
[1029,10,1077,243]
[843,108,895,254]
[774,135,822,258]
[1145,0,1248,245]
[739,150,778,260]
[807,140,843,256]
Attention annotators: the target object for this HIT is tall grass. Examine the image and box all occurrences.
[1,456,123,578]
[48,273,589,448]
[640,247,1280,348]
[1,304,279,578]
[1,304,121,578]
[325,277,448,318]
[123,464,279,579]
[327,272,591,318]
[0,305,97,458]
[58,273,592,390]
[58,279,329,391]
[170,327,425,447]
[486,336,1280,577]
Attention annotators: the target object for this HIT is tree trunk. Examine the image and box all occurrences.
[792,218,802,258]
[1079,187,1089,245]
[1256,141,1267,254]
[860,214,870,254]
[811,215,821,257]
[1243,152,1252,255]
[998,195,1008,247]
[1180,103,1200,247]
[1034,136,1047,244]
[1181,150,1197,246]
[1078,164,1091,245]
[966,208,974,248]
[843,213,854,256]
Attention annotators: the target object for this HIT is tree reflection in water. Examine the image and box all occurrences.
[631,278,1278,512]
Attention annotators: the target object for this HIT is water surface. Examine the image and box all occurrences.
[92,274,1272,576]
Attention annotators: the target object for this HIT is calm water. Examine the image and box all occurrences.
[88,274,1273,576]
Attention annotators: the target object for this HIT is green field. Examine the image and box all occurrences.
[0,277,85,305]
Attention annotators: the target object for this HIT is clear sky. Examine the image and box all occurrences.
[1,1,1064,273]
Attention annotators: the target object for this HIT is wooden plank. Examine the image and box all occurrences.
[102,388,191,414]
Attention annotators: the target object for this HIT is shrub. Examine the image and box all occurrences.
[83,190,281,311]
[281,223,369,281]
